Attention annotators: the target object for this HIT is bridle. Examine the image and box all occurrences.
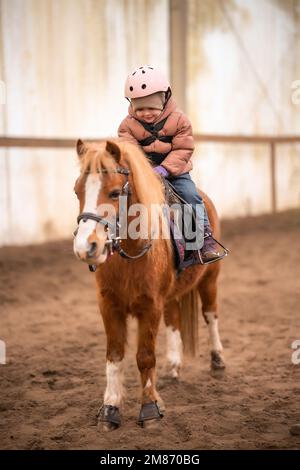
[74,167,152,270]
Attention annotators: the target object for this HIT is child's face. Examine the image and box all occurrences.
[135,107,162,123]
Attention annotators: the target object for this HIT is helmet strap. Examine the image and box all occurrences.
[164,88,172,108]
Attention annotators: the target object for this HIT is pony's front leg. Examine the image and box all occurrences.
[135,305,164,428]
[97,296,127,431]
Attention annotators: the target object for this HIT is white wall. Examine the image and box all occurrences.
[0,0,169,245]
[187,0,300,217]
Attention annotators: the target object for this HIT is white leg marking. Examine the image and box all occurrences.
[145,378,152,389]
[104,360,124,407]
[74,174,101,255]
[166,326,183,378]
[205,312,223,352]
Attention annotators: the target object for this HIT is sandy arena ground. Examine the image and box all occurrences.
[0,210,300,450]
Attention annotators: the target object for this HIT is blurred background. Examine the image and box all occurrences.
[0,0,300,246]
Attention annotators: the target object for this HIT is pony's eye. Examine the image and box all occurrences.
[109,190,121,200]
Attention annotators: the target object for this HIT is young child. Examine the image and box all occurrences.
[118,64,223,263]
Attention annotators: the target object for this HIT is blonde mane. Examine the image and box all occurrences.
[80,140,165,207]
[79,140,170,242]
[117,141,166,208]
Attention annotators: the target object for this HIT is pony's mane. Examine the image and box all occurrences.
[80,140,166,208]
[117,141,166,208]
[80,141,108,174]
[79,140,170,241]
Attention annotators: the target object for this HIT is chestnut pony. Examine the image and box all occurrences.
[73,139,225,430]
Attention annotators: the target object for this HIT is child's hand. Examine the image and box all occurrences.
[154,165,169,178]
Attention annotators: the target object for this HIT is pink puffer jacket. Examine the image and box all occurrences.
[118,97,194,176]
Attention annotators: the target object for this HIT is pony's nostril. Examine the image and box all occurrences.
[88,241,97,257]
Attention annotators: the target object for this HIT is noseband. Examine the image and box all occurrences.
[75,167,152,269]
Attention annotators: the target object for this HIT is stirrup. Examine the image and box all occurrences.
[199,234,230,265]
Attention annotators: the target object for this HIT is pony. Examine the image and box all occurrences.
[73,139,225,430]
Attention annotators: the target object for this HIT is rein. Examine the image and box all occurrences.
[75,167,152,269]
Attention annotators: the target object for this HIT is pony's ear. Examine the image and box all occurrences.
[76,139,86,158]
[106,140,121,163]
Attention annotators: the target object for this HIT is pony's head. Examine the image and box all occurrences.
[73,139,166,266]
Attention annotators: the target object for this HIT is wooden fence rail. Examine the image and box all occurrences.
[1,134,300,213]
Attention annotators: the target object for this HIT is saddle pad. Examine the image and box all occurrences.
[163,179,201,275]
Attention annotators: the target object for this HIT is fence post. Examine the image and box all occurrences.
[270,141,277,213]
[169,0,187,112]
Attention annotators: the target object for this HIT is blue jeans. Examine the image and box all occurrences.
[167,173,209,249]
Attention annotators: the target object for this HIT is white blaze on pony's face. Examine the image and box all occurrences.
[73,139,121,265]
[73,172,108,264]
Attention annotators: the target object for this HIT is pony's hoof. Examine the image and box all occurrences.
[138,401,163,428]
[97,404,121,431]
[170,364,181,379]
[210,351,226,371]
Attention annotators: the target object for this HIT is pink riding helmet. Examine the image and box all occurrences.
[124,65,170,99]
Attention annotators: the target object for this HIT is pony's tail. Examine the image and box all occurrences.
[179,288,200,357]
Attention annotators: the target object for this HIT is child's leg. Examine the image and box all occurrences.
[203,205,209,227]
[168,173,224,263]
[167,173,205,250]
